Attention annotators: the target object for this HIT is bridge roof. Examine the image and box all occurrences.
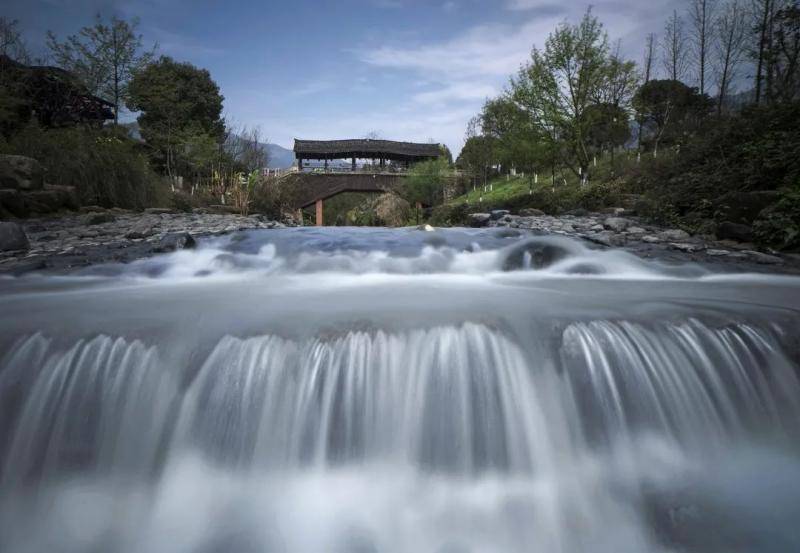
[294,139,441,160]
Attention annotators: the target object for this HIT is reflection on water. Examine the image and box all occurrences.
[1,227,799,552]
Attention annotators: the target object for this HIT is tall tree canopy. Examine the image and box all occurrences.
[128,56,225,177]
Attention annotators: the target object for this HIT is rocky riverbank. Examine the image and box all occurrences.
[2,208,799,276]
[469,209,800,274]
[0,209,287,275]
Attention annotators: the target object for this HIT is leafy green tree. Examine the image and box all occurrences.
[511,8,612,181]
[633,79,713,156]
[403,157,451,213]
[127,56,225,178]
[47,15,154,124]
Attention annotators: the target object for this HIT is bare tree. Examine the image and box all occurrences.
[689,0,717,94]
[643,33,657,83]
[638,33,657,151]
[715,0,748,113]
[663,10,691,82]
[751,0,777,103]
[239,126,268,174]
[0,17,29,62]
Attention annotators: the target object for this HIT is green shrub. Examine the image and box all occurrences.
[753,187,800,251]
[0,123,166,209]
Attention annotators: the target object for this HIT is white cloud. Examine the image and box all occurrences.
[412,83,497,106]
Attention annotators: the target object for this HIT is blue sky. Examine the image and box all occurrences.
[6,0,683,154]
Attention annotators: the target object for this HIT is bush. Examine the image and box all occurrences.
[753,187,800,251]
[0,123,166,209]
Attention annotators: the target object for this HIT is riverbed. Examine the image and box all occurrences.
[1,226,799,552]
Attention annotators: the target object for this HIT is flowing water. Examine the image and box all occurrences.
[1,227,800,553]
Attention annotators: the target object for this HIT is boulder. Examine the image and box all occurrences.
[153,232,196,253]
[0,222,30,252]
[125,223,157,240]
[502,239,571,271]
[601,207,626,216]
[0,155,44,191]
[603,217,630,232]
[468,213,491,227]
[85,212,116,225]
[743,250,782,265]
[490,209,510,220]
[0,189,28,217]
[716,221,754,243]
[518,208,545,217]
[658,229,691,241]
[144,207,172,215]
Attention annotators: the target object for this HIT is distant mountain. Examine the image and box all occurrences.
[120,121,295,169]
[265,143,295,169]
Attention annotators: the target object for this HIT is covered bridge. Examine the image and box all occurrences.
[294,138,441,172]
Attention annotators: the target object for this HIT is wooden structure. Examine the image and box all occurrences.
[0,55,114,129]
[294,138,441,173]
[283,172,406,226]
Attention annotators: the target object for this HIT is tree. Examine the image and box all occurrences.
[594,41,640,109]
[512,8,611,181]
[403,157,451,212]
[714,0,748,113]
[663,10,690,82]
[633,79,713,156]
[0,17,29,62]
[689,0,717,94]
[767,2,800,102]
[751,0,776,104]
[638,33,658,150]
[128,56,225,178]
[47,15,154,124]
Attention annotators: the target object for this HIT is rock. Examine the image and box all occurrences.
[0,222,30,252]
[603,217,630,232]
[502,239,571,271]
[417,224,435,232]
[85,213,116,225]
[658,229,691,241]
[468,213,491,227]
[669,242,704,253]
[518,208,545,217]
[0,155,44,191]
[0,188,28,217]
[565,208,589,217]
[626,226,646,234]
[490,209,510,220]
[590,224,604,231]
[144,207,172,215]
[642,235,661,243]
[743,250,782,265]
[79,205,108,213]
[716,221,754,243]
[125,223,157,239]
[153,232,196,253]
[706,249,730,256]
[601,207,626,216]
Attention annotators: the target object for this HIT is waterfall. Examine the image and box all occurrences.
[1,317,799,553]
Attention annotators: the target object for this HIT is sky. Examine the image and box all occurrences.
[6,0,684,154]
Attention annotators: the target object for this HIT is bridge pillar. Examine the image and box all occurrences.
[351,157,356,172]
[315,199,323,226]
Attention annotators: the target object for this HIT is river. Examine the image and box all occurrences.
[1,227,799,552]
